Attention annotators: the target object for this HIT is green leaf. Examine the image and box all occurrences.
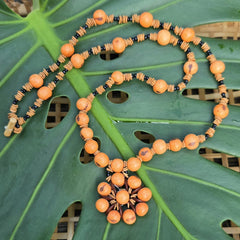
[0,0,240,239]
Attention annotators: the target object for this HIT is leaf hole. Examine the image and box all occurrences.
[221,219,240,239]
[107,90,128,104]
[80,137,101,164]
[134,131,155,144]
[45,96,71,129]
[100,51,121,61]
[51,201,82,240]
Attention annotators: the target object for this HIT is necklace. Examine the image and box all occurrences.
[4,10,229,225]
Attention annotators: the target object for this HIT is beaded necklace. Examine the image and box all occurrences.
[4,10,229,225]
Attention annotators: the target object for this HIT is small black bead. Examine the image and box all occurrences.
[46,67,51,73]
[106,170,112,178]
[128,16,132,21]
[31,105,38,110]
[15,122,20,128]
[82,24,88,30]
[170,25,175,31]
[56,60,60,66]
[199,40,204,47]
[62,68,68,74]
[206,50,212,56]
[88,49,93,55]
[20,88,26,93]
[218,80,224,86]
[114,16,119,21]
[74,32,80,39]
[23,115,30,121]
[101,45,106,51]
[144,75,149,80]
[205,134,209,140]
[221,92,226,98]
[159,22,164,28]
[177,39,183,45]
[53,78,59,84]
[145,34,150,40]
[174,86,180,91]
[92,90,98,96]
[103,84,109,89]
[12,98,18,104]
[131,36,138,42]
[211,123,217,130]
[132,73,137,78]
[183,80,189,85]
[186,48,191,54]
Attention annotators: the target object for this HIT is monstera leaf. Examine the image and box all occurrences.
[0,0,240,239]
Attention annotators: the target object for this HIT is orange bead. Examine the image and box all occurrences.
[137,187,152,202]
[29,74,43,88]
[71,54,84,68]
[97,182,112,196]
[75,112,89,126]
[127,157,141,172]
[94,152,109,168]
[116,189,129,205]
[112,37,126,54]
[184,134,199,150]
[93,9,107,25]
[127,175,142,189]
[111,71,124,85]
[139,12,153,28]
[138,147,153,162]
[61,43,74,57]
[107,210,121,224]
[122,209,136,225]
[153,79,168,94]
[37,86,52,100]
[169,139,182,152]
[183,61,198,75]
[111,172,125,187]
[152,139,167,155]
[157,30,171,46]
[80,127,94,140]
[210,60,225,74]
[136,202,149,217]
[95,198,109,213]
[76,98,92,112]
[181,28,195,42]
[84,139,98,154]
[111,158,124,173]
[213,104,229,119]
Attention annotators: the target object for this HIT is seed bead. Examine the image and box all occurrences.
[137,187,152,202]
[111,71,124,85]
[84,139,98,154]
[169,138,182,152]
[183,61,198,75]
[112,37,126,53]
[153,79,168,94]
[127,175,142,189]
[111,158,124,173]
[80,127,94,140]
[213,104,229,119]
[93,9,107,25]
[61,43,74,57]
[138,147,153,162]
[76,98,92,112]
[107,210,121,224]
[94,152,109,168]
[75,112,89,126]
[139,12,153,28]
[122,209,136,225]
[111,172,125,187]
[157,30,171,46]
[37,86,52,100]
[71,54,85,68]
[127,157,142,172]
[210,60,225,74]
[29,74,43,88]
[116,189,129,205]
[184,134,199,150]
[97,182,112,196]
[152,139,167,154]
[135,202,149,217]
[181,28,195,42]
[95,198,109,213]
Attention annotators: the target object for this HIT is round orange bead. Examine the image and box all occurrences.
[111,159,124,173]
[136,202,149,217]
[184,134,199,150]
[61,43,74,57]
[93,9,107,25]
[213,104,229,119]
[138,147,153,162]
[157,30,171,46]
[127,157,141,172]
[183,61,198,75]
[95,198,109,213]
[122,209,136,225]
[107,210,121,224]
[112,37,126,53]
[111,172,125,187]
[153,79,168,94]
[80,127,94,140]
[127,175,142,189]
[152,139,167,155]
[111,71,124,85]
[97,182,111,196]
[29,74,43,88]
[75,112,89,126]
[37,86,52,100]
[169,138,182,152]
[137,187,152,202]
[84,139,98,154]
[139,12,153,28]
[94,152,109,168]
[210,60,225,74]
[76,98,91,112]
[181,28,195,42]
[116,189,129,205]
[71,54,84,68]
